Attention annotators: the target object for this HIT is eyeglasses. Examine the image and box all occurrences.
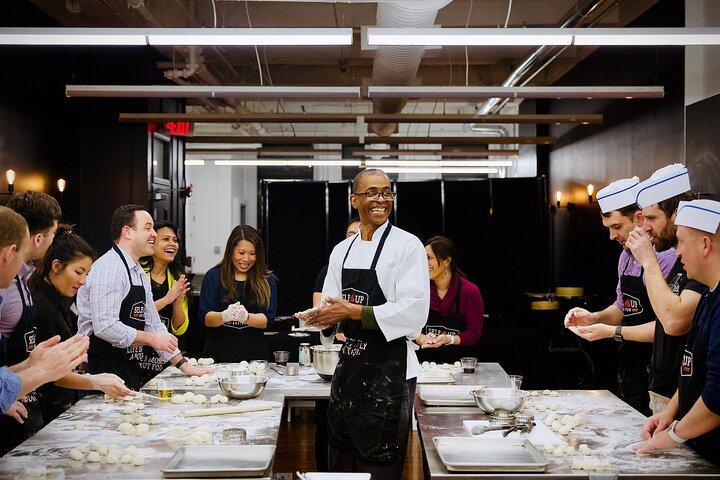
[353,190,396,200]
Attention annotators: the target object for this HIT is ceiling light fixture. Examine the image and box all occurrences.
[377,167,499,174]
[67,85,361,99]
[366,27,720,47]
[367,86,664,99]
[186,143,262,150]
[1,27,353,46]
[364,160,513,167]
[185,160,207,166]
[211,160,362,167]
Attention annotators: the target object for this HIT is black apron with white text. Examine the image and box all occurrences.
[617,262,654,415]
[88,246,147,390]
[418,281,477,364]
[328,224,409,464]
[138,277,172,384]
[677,287,720,465]
[0,276,42,456]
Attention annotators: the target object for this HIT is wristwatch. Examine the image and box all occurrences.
[175,357,188,369]
[667,420,688,444]
[613,326,624,343]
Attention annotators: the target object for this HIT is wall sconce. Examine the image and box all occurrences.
[556,191,561,208]
[57,178,66,197]
[587,184,594,203]
[5,169,15,194]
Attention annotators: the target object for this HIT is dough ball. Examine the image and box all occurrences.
[201,373,211,380]
[536,404,547,412]
[135,423,150,436]
[170,395,186,404]
[190,375,199,381]
[166,426,186,437]
[188,358,198,366]
[96,445,108,455]
[184,378,194,386]
[206,358,215,365]
[133,455,144,466]
[578,444,592,455]
[108,449,122,458]
[542,389,552,395]
[453,361,461,368]
[210,395,220,404]
[106,454,118,464]
[123,395,135,402]
[549,391,559,397]
[239,361,249,368]
[543,444,555,455]
[149,415,161,425]
[135,403,145,410]
[120,453,133,464]
[192,377,206,386]
[183,392,196,401]
[544,413,557,425]
[89,443,100,451]
[558,426,572,436]
[122,406,137,414]
[218,395,229,404]
[86,451,101,463]
[125,445,137,455]
[69,448,84,461]
[421,361,430,369]
[121,414,133,423]
[192,394,207,404]
[564,446,575,455]
[185,434,203,446]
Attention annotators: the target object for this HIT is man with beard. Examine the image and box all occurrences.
[300,169,429,480]
[625,164,705,414]
[566,177,676,415]
[636,199,720,465]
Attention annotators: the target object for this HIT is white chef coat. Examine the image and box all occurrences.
[322,221,430,379]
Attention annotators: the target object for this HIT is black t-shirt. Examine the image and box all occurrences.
[314,265,329,294]
[649,257,706,397]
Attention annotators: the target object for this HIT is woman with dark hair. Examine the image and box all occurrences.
[199,225,277,362]
[32,225,132,425]
[139,221,190,382]
[415,235,484,364]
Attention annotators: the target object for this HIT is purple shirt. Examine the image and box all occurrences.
[0,262,35,337]
[613,248,677,312]
[429,276,484,346]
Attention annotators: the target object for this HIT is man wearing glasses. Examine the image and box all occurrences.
[301,169,429,480]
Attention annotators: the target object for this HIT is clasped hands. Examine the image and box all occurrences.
[295,297,353,329]
[222,302,249,324]
[417,332,450,349]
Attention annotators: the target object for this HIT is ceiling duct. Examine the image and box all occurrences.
[370,0,452,136]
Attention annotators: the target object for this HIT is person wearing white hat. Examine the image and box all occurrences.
[624,164,705,415]
[566,177,676,415]
[636,199,720,465]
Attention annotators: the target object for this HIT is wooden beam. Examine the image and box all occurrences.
[119,113,602,125]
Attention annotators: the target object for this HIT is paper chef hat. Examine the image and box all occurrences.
[635,163,691,208]
[675,200,720,234]
[596,177,640,213]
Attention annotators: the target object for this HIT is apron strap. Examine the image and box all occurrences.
[370,224,392,270]
[342,235,360,268]
[113,245,138,286]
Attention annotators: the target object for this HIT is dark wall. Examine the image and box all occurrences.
[261,178,549,318]
[686,92,720,196]
[547,0,685,304]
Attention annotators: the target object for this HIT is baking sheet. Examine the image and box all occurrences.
[418,385,478,406]
[433,437,548,472]
[417,372,456,384]
[161,445,275,478]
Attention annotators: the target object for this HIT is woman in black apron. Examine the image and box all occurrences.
[139,222,190,384]
[327,223,413,479]
[617,260,656,416]
[0,276,42,456]
[676,287,720,465]
[415,236,484,365]
[199,225,277,363]
[88,245,148,391]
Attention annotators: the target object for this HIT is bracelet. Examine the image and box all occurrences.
[446,333,455,346]
[175,357,188,370]
[667,420,688,444]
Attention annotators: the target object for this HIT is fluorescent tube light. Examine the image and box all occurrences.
[367,86,664,99]
[0,27,352,46]
[366,27,720,47]
[186,143,262,150]
[378,167,499,174]
[364,160,513,167]
[66,85,361,99]
[212,160,362,166]
[184,160,206,166]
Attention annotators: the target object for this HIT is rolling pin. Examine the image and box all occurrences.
[183,404,273,417]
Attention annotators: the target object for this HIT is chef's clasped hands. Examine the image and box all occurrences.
[295,297,359,330]
[221,301,249,325]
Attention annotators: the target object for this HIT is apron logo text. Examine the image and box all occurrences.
[622,294,644,316]
[681,349,693,376]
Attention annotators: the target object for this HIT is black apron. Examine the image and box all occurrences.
[327,224,409,464]
[677,287,720,465]
[648,258,691,398]
[418,280,477,364]
[0,276,42,456]
[202,279,269,362]
[617,261,654,415]
[138,277,172,385]
[88,246,147,390]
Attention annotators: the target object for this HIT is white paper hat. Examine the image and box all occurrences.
[675,200,720,234]
[635,163,691,208]
[596,177,640,213]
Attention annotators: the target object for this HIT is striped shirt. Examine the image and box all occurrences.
[77,245,179,362]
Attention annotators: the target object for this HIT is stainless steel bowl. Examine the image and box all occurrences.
[470,388,529,414]
[217,375,267,399]
[311,344,341,381]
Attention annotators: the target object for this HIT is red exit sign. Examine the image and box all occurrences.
[164,121,193,136]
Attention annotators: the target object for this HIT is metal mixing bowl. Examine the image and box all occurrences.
[311,344,342,381]
[470,387,529,414]
[217,375,267,399]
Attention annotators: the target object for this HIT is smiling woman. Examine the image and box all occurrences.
[199,225,278,362]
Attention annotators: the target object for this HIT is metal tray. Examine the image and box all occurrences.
[418,385,478,406]
[161,445,275,478]
[417,372,456,384]
[433,437,548,472]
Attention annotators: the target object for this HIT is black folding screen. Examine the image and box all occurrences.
[261,177,549,319]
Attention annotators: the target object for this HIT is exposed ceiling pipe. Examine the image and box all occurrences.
[475,0,609,116]
[370,0,453,136]
[126,0,163,26]
[164,46,202,80]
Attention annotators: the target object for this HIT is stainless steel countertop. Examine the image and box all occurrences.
[416,389,720,478]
